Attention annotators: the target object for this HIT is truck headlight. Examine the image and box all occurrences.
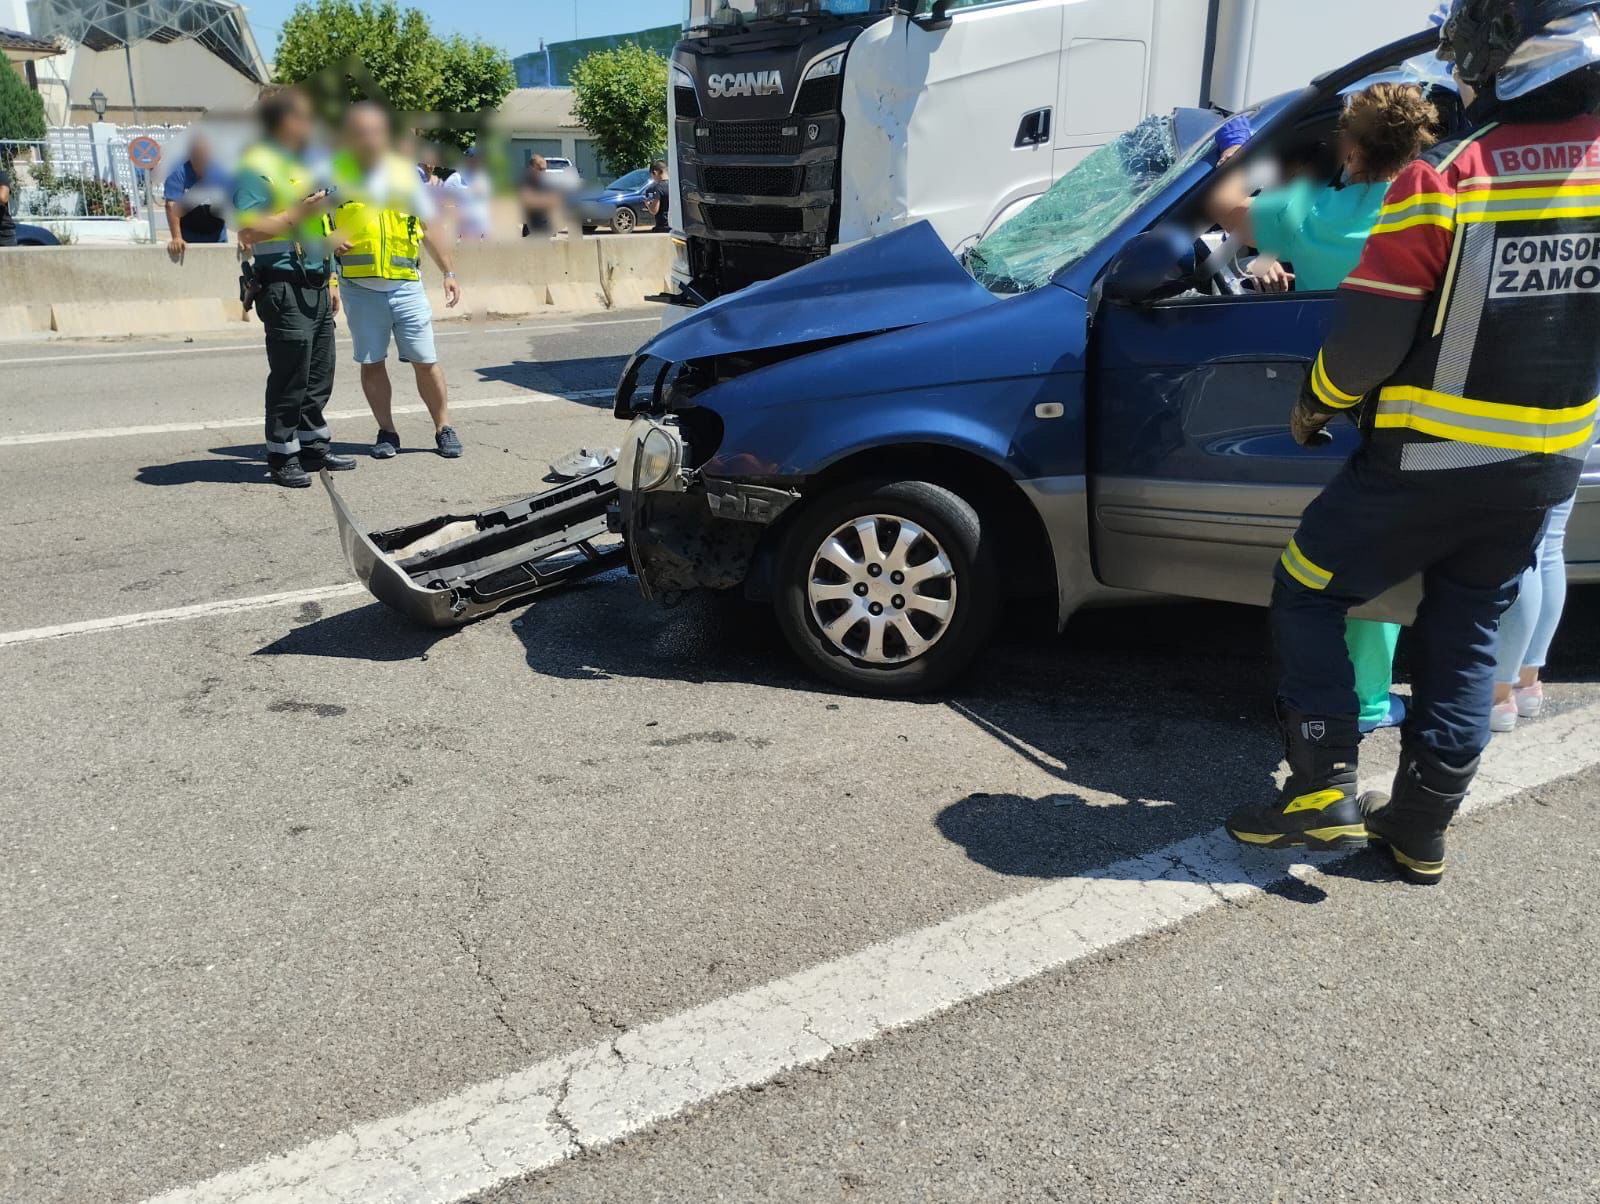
[671,63,695,90]
[803,51,844,81]
[634,425,683,492]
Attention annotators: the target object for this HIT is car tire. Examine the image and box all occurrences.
[611,207,637,234]
[774,479,999,697]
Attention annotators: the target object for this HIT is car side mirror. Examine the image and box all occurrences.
[1100,227,1197,304]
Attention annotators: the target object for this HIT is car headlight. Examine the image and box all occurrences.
[803,51,844,82]
[633,425,683,492]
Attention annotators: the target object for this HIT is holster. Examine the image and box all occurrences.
[239,259,262,316]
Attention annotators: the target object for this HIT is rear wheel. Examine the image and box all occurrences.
[774,480,999,696]
[611,207,637,233]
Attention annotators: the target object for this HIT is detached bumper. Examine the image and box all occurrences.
[323,467,626,628]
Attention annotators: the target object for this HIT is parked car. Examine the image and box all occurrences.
[12,224,60,247]
[326,30,1599,697]
[576,169,653,234]
[540,157,584,194]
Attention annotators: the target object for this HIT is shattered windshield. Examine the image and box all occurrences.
[963,114,1214,294]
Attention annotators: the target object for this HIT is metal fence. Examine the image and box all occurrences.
[2,126,185,222]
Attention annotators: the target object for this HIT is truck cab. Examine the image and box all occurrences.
[667,0,1443,304]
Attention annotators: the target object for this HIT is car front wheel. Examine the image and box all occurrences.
[611,207,637,233]
[774,480,999,696]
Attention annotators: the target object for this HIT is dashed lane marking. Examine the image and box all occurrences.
[0,389,615,446]
[0,316,660,366]
[0,583,366,648]
[138,703,1600,1204]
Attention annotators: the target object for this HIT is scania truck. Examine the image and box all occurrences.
[665,0,1442,303]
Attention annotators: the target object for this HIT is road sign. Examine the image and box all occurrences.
[128,137,162,171]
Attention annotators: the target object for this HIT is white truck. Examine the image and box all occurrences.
[666,0,1443,304]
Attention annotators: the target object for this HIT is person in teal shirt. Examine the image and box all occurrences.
[1209,83,1443,731]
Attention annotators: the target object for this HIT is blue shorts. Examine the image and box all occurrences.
[341,279,438,365]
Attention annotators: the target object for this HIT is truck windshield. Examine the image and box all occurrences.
[963,114,1214,295]
[683,0,891,30]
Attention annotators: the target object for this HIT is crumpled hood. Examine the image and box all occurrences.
[642,221,999,364]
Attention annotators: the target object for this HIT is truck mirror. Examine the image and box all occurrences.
[1101,227,1197,304]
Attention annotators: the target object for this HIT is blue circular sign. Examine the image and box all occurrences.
[128,136,161,169]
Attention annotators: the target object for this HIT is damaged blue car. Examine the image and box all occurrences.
[327,30,1599,696]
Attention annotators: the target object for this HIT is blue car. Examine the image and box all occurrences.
[328,30,1599,696]
[576,169,653,234]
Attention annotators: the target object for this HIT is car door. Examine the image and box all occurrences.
[1086,287,1418,621]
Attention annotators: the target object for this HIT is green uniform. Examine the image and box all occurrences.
[1251,174,1403,727]
[233,141,336,467]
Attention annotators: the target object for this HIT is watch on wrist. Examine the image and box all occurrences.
[443,271,457,279]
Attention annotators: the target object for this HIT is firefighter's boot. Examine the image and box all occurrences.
[1360,747,1477,886]
[1227,710,1365,851]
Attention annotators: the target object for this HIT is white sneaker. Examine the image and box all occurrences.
[1513,682,1544,719]
[1490,699,1519,733]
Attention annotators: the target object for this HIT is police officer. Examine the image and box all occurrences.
[1226,0,1600,884]
[233,85,356,488]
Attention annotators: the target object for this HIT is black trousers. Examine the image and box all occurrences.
[257,279,334,466]
[1273,449,1551,766]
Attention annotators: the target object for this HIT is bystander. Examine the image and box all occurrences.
[163,133,231,257]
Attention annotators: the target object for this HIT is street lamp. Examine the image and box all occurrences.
[89,88,107,119]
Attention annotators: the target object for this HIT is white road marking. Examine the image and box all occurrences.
[0,583,365,648]
[140,704,1600,1204]
[0,389,615,446]
[0,316,659,366]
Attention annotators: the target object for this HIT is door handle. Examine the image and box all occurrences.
[1015,107,1052,148]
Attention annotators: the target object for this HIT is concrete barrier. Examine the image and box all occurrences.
[0,233,677,339]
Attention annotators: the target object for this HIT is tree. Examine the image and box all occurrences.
[272,0,512,146]
[433,36,516,151]
[569,44,668,176]
[0,64,47,150]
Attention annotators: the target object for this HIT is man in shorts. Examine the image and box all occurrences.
[330,103,464,458]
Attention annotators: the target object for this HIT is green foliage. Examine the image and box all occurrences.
[25,158,132,217]
[569,44,668,176]
[0,64,47,147]
[433,35,516,151]
[273,0,512,143]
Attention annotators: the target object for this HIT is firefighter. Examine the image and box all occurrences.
[1226,0,1600,884]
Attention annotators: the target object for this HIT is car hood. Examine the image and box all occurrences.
[642,221,1000,364]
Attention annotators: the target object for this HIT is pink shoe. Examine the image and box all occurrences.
[1490,699,1519,734]
[1513,681,1544,719]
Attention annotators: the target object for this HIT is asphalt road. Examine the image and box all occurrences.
[2,313,1597,1204]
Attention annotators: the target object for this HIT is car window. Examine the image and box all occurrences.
[963,114,1218,295]
[610,170,651,191]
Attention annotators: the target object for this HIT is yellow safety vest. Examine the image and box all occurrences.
[329,152,424,283]
[236,141,330,265]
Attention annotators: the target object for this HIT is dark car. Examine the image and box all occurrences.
[326,30,1600,697]
[576,169,653,234]
[12,224,60,247]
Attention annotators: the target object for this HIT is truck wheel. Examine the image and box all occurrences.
[611,207,637,233]
[774,480,999,696]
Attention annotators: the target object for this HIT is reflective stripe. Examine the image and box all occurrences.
[1437,122,1497,170]
[1457,185,1600,224]
[340,253,376,266]
[1369,210,1456,235]
[1376,386,1598,453]
[1280,538,1332,591]
[1311,353,1361,410]
[1342,275,1427,298]
[389,255,419,270]
[266,438,301,455]
[1377,191,1457,218]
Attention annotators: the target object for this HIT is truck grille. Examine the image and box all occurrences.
[705,121,802,156]
[705,204,807,234]
[794,76,842,116]
[703,165,804,197]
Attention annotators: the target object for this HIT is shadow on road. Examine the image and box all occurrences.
[474,354,626,400]
[135,443,375,488]
[254,599,454,661]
